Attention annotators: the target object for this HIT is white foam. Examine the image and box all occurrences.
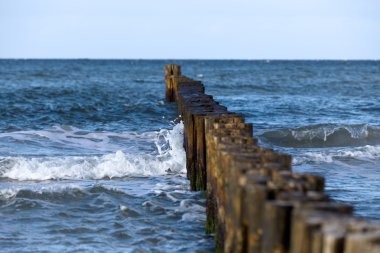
[293,152,334,165]
[0,123,186,181]
[0,183,84,204]
[293,145,380,165]
[0,188,18,200]
[181,212,204,222]
[0,125,160,155]
[291,124,370,142]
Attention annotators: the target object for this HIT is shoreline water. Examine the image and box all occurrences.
[1,60,379,252]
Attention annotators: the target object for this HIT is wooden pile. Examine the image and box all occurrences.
[164,64,380,253]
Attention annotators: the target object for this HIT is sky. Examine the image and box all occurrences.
[0,0,379,59]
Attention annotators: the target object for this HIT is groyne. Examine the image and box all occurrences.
[164,64,380,253]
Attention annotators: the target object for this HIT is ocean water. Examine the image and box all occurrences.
[0,60,212,252]
[181,60,380,220]
[0,60,379,252]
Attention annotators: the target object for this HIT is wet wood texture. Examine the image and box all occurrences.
[164,64,380,253]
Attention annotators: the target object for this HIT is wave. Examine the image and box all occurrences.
[0,184,83,201]
[260,124,380,148]
[293,145,380,165]
[0,123,186,181]
[0,182,139,204]
[0,123,178,156]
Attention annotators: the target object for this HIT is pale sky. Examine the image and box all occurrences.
[0,0,379,59]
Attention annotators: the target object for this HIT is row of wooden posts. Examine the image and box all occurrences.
[164,64,380,253]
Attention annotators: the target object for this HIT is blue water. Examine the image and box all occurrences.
[181,60,380,220]
[1,60,380,252]
[0,60,212,252]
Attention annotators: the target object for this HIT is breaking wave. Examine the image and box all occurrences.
[293,145,380,165]
[0,123,186,181]
[261,124,380,148]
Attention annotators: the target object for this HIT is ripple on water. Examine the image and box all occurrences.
[0,176,213,252]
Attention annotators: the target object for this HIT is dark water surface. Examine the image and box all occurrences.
[1,60,379,252]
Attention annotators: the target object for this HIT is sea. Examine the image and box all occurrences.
[0,60,379,252]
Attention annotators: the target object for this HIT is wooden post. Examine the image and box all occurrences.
[345,230,380,253]
[165,64,181,102]
[290,203,353,253]
[163,64,376,253]
[245,182,274,253]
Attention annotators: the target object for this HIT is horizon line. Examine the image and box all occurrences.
[0,58,378,61]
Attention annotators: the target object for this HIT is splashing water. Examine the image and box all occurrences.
[0,123,186,181]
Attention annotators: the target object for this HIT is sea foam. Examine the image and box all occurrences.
[0,123,186,181]
[293,145,380,165]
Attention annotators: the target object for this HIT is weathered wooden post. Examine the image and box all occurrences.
[261,200,293,253]
[290,203,353,253]
[345,230,380,253]
[165,64,181,102]
[163,64,376,253]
